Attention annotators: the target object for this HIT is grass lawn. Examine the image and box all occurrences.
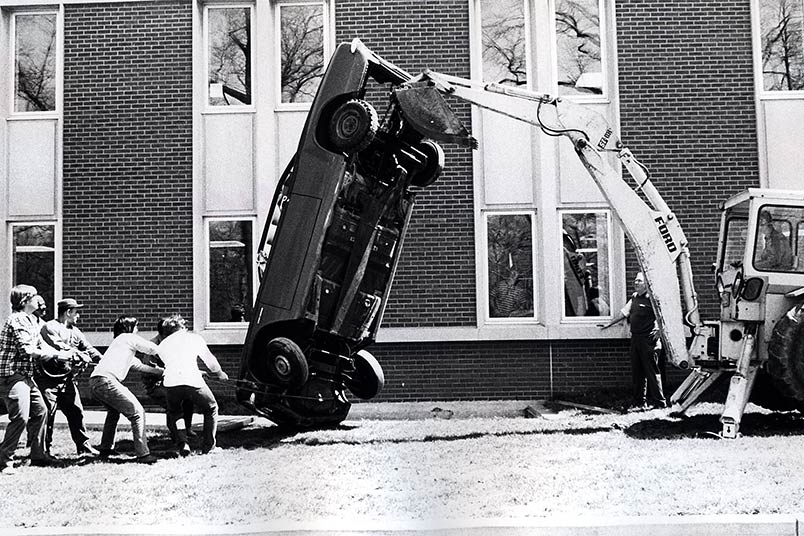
[2,401,804,529]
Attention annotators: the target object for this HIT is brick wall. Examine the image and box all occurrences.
[616,0,760,319]
[62,0,194,332]
[336,0,477,327]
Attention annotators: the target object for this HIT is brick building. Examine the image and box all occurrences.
[0,0,801,411]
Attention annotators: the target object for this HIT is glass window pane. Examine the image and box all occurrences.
[208,7,251,106]
[760,0,804,91]
[13,224,55,320]
[555,0,603,95]
[209,220,253,322]
[487,213,534,318]
[753,205,804,272]
[14,13,57,112]
[722,217,749,268]
[481,0,527,86]
[280,3,324,103]
[562,212,610,317]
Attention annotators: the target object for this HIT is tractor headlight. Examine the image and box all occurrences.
[740,278,764,301]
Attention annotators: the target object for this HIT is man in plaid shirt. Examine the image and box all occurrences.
[0,285,69,474]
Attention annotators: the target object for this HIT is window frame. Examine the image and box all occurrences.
[559,208,613,322]
[8,221,59,316]
[550,0,609,103]
[753,0,804,100]
[274,0,333,111]
[203,2,255,113]
[482,209,539,324]
[204,216,257,327]
[9,9,60,117]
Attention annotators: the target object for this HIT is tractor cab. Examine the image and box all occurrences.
[715,189,804,361]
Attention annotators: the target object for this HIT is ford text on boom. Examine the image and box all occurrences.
[654,216,678,253]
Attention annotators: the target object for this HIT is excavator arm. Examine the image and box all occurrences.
[402,71,711,369]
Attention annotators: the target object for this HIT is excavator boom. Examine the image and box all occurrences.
[411,71,708,369]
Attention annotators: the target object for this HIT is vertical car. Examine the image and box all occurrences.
[236,39,474,428]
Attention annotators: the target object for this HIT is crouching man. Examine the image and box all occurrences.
[157,314,228,456]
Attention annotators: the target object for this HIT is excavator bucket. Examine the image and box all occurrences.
[394,85,478,148]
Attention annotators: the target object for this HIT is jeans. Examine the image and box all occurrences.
[36,375,91,453]
[0,374,48,465]
[165,384,218,452]
[89,375,149,457]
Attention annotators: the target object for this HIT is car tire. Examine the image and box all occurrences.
[346,349,385,400]
[410,139,444,188]
[265,337,309,388]
[328,99,379,153]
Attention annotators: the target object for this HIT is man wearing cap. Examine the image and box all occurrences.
[0,285,70,474]
[36,298,102,456]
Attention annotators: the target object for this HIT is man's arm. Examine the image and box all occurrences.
[130,358,163,376]
[599,299,632,330]
[71,327,102,361]
[40,322,72,352]
[14,319,64,361]
[196,337,228,380]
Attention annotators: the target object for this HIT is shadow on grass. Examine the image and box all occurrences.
[625,411,804,440]
[281,425,616,446]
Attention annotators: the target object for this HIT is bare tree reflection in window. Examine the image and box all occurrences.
[280,4,324,103]
[208,7,251,106]
[481,0,526,86]
[555,0,602,95]
[487,214,534,318]
[15,13,57,112]
[761,0,804,91]
[13,225,55,320]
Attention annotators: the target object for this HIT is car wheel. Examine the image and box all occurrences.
[265,337,309,388]
[328,99,379,153]
[346,349,385,400]
[410,139,444,188]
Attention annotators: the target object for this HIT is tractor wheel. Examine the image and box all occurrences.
[764,303,804,409]
[328,99,379,153]
[345,349,385,400]
[410,139,444,188]
[265,337,309,388]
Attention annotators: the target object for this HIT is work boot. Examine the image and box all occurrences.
[136,454,158,464]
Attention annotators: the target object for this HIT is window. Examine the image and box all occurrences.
[722,216,749,268]
[208,219,254,322]
[481,0,527,86]
[12,224,55,320]
[759,0,804,91]
[486,212,536,319]
[206,6,252,107]
[753,205,804,273]
[278,1,326,104]
[555,0,603,95]
[13,12,58,113]
[561,211,611,318]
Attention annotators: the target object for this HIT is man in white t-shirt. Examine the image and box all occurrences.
[157,314,228,455]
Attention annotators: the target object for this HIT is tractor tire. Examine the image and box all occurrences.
[764,303,804,409]
[328,99,379,153]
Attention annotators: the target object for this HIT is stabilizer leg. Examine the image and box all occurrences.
[720,334,758,439]
[670,367,726,414]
